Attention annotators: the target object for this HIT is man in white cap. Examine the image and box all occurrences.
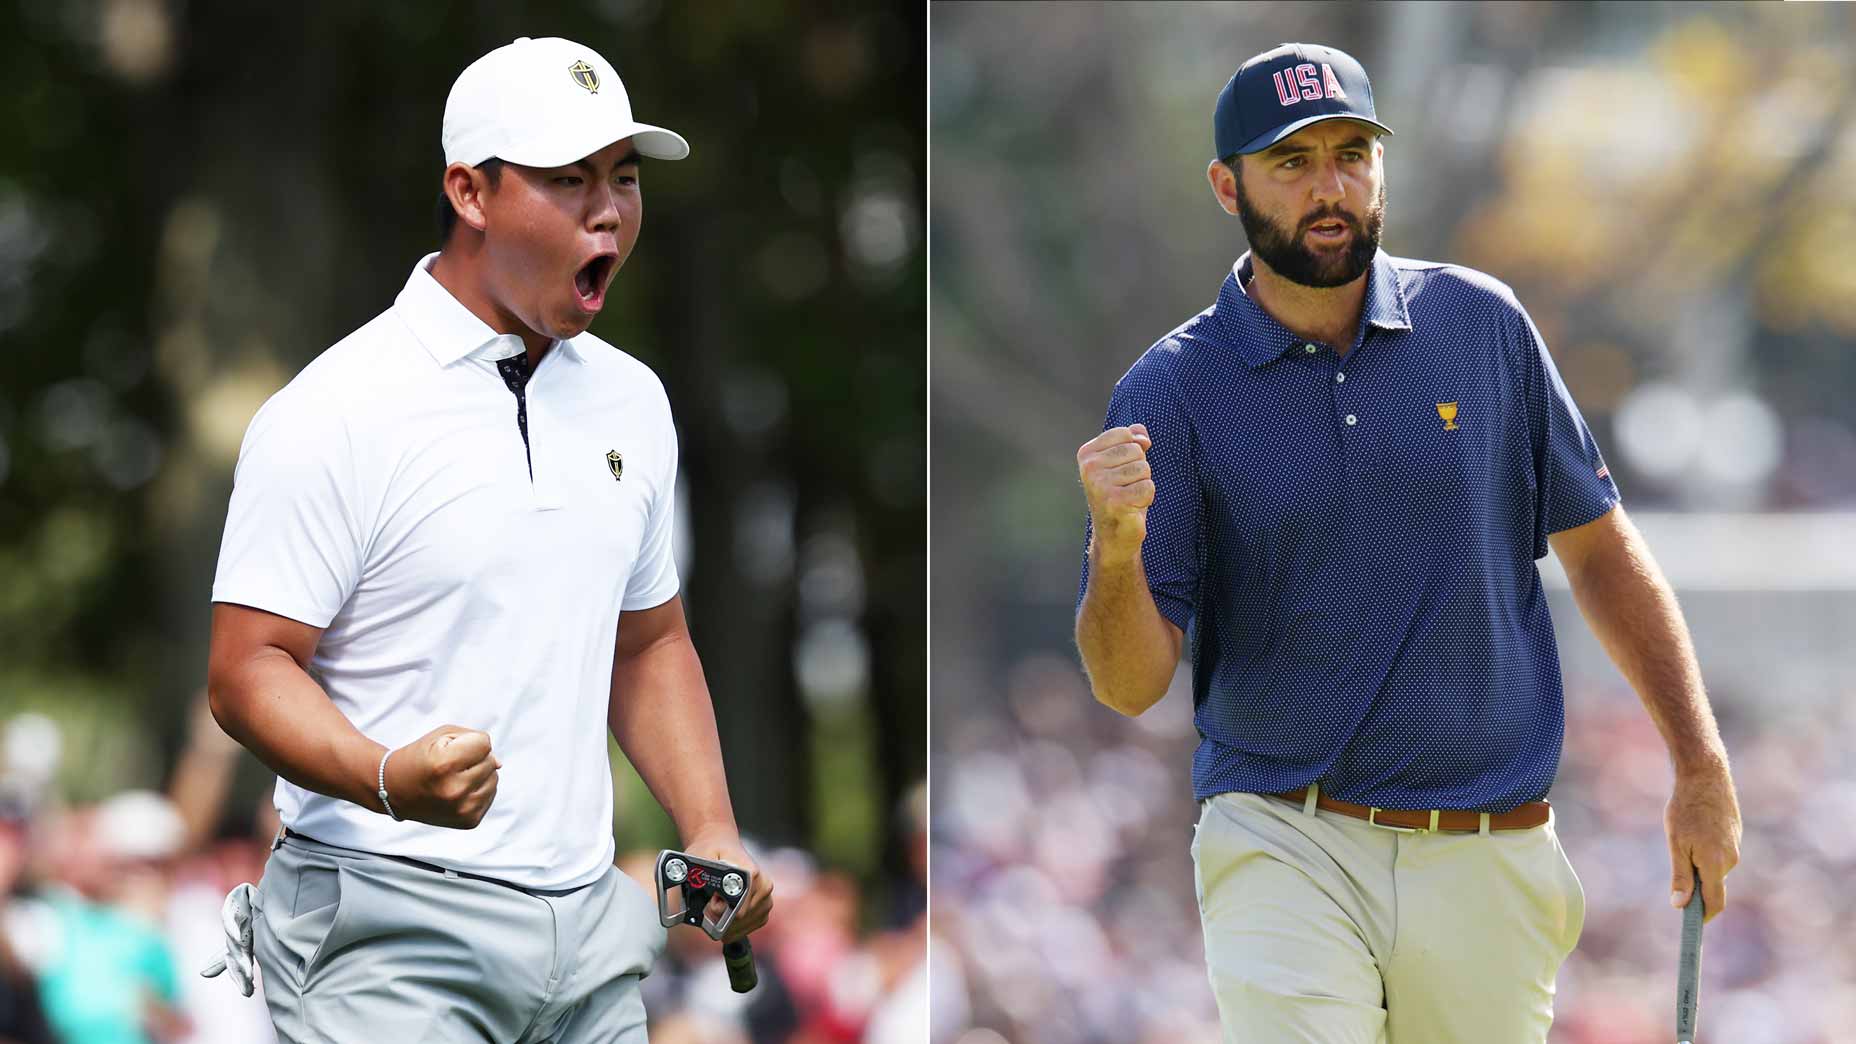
[200,37,772,1041]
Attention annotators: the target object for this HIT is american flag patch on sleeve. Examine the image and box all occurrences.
[1595,465,1609,479]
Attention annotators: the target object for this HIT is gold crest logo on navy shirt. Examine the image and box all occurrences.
[1437,402,1460,431]
[606,450,624,480]
[569,60,600,93]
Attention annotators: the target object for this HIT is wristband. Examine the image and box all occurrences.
[377,749,402,821]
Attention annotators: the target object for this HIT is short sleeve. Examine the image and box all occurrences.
[622,415,681,611]
[1519,308,1620,553]
[210,391,366,628]
[1077,355,1203,633]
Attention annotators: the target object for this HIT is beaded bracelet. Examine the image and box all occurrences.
[377,749,402,821]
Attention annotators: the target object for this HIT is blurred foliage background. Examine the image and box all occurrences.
[930,4,1856,1044]
[0,1,923,1040]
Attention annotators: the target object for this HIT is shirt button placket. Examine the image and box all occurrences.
[1328,348,1365,476]
[527,362,561,512]
[1321,349,1353,430]
[496,354,534,484]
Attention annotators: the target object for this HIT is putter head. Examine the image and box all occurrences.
[654,850,752,942]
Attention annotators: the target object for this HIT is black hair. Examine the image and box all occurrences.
[435,158,505,243]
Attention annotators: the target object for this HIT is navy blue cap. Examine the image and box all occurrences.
[1214,43,1392,159]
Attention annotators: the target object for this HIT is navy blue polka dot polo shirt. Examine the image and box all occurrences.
[1079,250,1620,813]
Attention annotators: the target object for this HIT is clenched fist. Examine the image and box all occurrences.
[382,726,502,829]
[1078,423,1155,564]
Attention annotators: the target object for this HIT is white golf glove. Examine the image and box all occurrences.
[199,882,257,996]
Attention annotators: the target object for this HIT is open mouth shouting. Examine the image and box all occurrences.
[573,251,619,314]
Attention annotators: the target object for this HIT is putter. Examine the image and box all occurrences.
[1677,868,1704,1044]
[655,849,758,993]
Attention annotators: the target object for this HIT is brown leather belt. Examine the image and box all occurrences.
[1270,787,1550,832]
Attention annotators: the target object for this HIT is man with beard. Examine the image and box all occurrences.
[1073,43,1740,1043]
[200,37,771,1041]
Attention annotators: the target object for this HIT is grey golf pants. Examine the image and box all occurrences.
[254,831,666,1043]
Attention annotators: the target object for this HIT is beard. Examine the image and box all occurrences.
[1233,173,1386,288]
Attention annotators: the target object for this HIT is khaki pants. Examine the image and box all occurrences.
[1191,789,1585,1044]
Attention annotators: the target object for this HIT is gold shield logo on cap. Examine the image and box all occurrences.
[606,450,624,480]
[569,60,600,94]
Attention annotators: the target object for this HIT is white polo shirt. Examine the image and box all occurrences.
[213,253,680,890]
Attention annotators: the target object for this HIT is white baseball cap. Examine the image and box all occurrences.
[442,36,690,168]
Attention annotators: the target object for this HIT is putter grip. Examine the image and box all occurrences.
[723,938,757,993]
[1676,868,1703,1043]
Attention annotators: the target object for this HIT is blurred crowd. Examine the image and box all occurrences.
[0,701,923,1044]
[929,649,1853,1044]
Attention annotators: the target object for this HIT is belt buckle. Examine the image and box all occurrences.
[1366,807,1425,834]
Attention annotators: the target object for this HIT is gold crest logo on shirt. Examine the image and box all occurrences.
[606,450,624,480]
[1437,402,1460,431]
[569,60,600,94]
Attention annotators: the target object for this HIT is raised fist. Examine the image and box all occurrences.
[1078,423,1155,563]
[382,726,501,829]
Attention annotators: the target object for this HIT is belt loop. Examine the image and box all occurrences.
[1302,783,1320,817]
[1428,809,1440,833]
[1478,812,1491,837]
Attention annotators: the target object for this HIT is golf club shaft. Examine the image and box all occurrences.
[1676,867,1703,1043]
